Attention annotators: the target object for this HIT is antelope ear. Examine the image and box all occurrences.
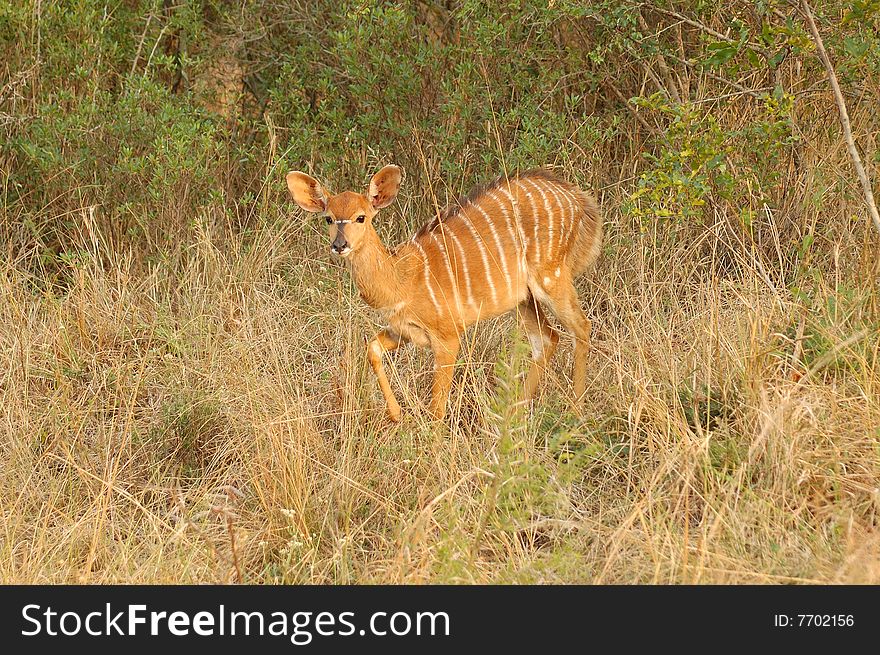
[286,171,328,213]
[368,165,402,210]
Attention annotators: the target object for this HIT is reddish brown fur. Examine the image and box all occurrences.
[285,166,602,421]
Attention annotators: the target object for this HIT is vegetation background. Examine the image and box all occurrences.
[1,0,878,583]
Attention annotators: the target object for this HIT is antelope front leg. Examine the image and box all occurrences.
[367,329,403,422]
[429,335,461,420]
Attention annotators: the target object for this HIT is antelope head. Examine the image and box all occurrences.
[285,165,402,258]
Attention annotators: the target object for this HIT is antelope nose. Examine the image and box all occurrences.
[331,235,349,253]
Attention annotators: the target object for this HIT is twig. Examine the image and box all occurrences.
[637,11,682,104]
[664,51,767,99]
[143,24,169,77]
[692,87,774,104]
[605,80,661,137]
[637,1,769,57]
[800,0,880,239]
[226,515,243,584]
[129,12,154,81]
[790,314,807,380]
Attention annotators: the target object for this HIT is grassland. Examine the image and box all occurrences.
[1,1,878,583]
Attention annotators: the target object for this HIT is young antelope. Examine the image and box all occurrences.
[285,165,602,421]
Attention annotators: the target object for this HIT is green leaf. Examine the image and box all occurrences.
[746,49,762,67]
[843,36,870,58]
[768,47,788,68]
[704,42,738,68]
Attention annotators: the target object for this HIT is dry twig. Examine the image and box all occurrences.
[800,0,880,240]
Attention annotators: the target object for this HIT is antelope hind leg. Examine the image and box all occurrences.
[517,295,560,400]
[541,281,592,403]
[428,335,461,420]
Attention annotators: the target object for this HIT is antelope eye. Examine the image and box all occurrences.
[325,217,333,225]
[356,215,366,223]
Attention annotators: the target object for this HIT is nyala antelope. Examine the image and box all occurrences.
[285,165,602,421]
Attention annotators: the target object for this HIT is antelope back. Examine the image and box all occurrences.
[400,170,601,323]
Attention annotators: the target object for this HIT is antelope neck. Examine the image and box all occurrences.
[348,227,402,310]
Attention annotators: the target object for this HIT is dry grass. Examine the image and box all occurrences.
[2,3,879,579]
[2,138,877,584]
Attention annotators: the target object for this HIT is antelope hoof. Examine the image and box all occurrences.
[387,402,402,423]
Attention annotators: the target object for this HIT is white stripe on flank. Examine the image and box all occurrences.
[444,223,477,313]
[518,181,541,263]
[472,201,513,300]
[525,178,555,265]
[542,184,563,251]
[554,185,577,253]
[430,229,463,315]
[487,190,526,282]
[411,239,442,314]
[543,182,572,259]
[457,209,499,307]
[496,185,529,254]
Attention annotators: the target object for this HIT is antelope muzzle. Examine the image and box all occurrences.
[331,226,351,256]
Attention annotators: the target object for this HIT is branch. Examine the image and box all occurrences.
[604,80,661,138]
[800,0,880,239]
[638,2,770,57]
[663,50,767,99]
